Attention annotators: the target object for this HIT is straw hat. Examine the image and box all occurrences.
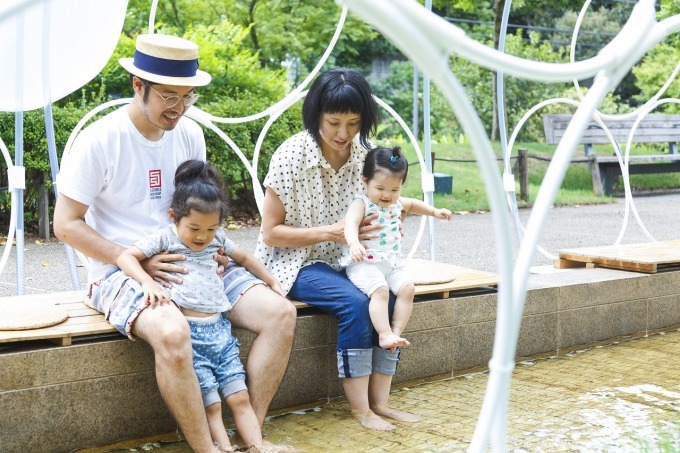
[119,34,212,87]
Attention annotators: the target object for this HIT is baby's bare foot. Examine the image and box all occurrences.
[351,408,396,431]
[378,332,410,351]
[372,405,423,423]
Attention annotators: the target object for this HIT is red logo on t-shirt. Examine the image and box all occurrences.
[149,170,161,188]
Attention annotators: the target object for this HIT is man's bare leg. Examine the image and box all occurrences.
[343,375,395,431]
[368,372,422,423]
[133,304,217,453]
[227,285,296,425]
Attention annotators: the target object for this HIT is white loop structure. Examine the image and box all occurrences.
[337,0,680,451]
[3,1,680,450]
[0,136,17,280]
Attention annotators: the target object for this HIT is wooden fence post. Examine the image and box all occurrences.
[587,153,604,197]
[518,148,529,202]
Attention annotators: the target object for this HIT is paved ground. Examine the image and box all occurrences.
[4,194,680,451]
[76,328,680,452]
[3,193,680,296]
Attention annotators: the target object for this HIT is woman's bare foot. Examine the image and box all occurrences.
[371,405,422,423]
[351,408,396,431]
[378,332,410,351]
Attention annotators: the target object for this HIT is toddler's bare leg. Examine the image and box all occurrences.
[226,390,262,447]
[205,402,231,450]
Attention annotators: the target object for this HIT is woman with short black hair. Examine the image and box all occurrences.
[256,67,421,431]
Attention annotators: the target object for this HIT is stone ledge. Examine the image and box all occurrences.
[3,267,680,452]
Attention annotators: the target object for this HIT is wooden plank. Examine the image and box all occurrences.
[57,314,107,326]
[52,321,118,337]
[553,258,587,269]
[0,327,68,343]
[0,261,499,345]
[556,240,680,274]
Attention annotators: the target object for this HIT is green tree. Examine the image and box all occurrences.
[128,0,379,82]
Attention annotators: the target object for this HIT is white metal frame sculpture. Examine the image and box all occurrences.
[3,0,680,451]
[338,0,680,450]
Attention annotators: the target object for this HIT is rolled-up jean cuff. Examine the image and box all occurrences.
[337,348,373,378]
[372,346,400,375]
[202,388,222,407]
[220,378,248,399]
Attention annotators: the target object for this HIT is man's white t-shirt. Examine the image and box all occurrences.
[58,106,206,284]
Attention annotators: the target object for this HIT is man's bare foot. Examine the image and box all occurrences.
[378,332,410,351]
[351,408,396,431]
[372,405,423,423]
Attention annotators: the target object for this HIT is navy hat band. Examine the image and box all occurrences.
[133,49,199,78]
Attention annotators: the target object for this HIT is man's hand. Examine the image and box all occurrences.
[141,251,187,288]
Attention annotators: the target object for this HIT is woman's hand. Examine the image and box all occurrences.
[326,218,348,244]
[141,251,187,288]
[269,281,286,297]
[358,213,380,241]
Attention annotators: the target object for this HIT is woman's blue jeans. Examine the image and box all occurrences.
[288,262,399,378]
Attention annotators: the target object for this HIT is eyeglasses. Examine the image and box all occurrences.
[145,83,200,108]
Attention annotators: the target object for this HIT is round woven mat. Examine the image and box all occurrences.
[0,301,69,331]
[403,260,456,285]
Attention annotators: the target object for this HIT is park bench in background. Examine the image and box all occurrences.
[542,113,680,196]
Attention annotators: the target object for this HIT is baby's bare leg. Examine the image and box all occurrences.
[369,286,409,350]
[225,390,262,447]
[391,282,415,339]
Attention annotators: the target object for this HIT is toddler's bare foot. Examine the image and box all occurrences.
[351,408,396,431]
[214,441,234,452]
[378,332,410,351]
[372,405,423,423]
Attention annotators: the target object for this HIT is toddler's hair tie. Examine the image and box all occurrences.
[390,155,398,162]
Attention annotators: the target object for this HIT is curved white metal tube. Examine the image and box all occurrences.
[337,0,676,451]
[206,6,348,126]
[0,136,16,278]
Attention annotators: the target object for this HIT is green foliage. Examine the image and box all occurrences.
[199,98,300,210]
[395,140,614,213]
[451,30,575,141]
[126,0,379,82]
[0,92,109,229]
[2,12,296,229]
[370,60,460,140]
[632,42,680,113]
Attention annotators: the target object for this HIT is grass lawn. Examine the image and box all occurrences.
[393,140,680,213]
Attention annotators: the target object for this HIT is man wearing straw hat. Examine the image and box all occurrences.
[54,34,296,452]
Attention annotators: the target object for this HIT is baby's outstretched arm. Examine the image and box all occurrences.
[433,207,453,221]
[400,197,453,221]
[344,198,368,262]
